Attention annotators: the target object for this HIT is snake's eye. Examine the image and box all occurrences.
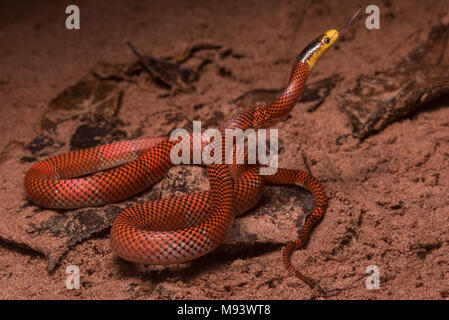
[323,37,330,44]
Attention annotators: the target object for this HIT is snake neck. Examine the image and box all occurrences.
[221,60,309,132]
[253,60,310,128]
[208,59,310,167]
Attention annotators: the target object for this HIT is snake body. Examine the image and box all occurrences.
[25,29,339,294]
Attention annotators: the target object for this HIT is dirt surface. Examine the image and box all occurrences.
[1,0,449,300]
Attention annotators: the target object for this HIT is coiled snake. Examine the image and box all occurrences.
[25,29,340,295]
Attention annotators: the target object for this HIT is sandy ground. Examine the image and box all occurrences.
[0,0,449,299]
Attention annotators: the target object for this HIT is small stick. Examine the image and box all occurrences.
[126,41,173,89]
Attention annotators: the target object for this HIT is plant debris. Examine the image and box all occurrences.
[126,41,197,93]
[232,74,341,111]
[42,79,123,130]
[338,24,449,140]
[171,41,222,64]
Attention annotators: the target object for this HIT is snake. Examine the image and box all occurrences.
[24,29,340,295]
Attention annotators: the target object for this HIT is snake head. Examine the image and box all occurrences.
[296,10,360,70]
[296,29,339,70]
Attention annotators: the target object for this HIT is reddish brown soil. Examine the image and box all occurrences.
[1,0,449,299]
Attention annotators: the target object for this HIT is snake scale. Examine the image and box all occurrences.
[25,29,340,295]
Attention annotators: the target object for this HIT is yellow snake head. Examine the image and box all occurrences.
[297,29,339,70]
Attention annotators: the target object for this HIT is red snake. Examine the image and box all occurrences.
[25,29,339,295]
